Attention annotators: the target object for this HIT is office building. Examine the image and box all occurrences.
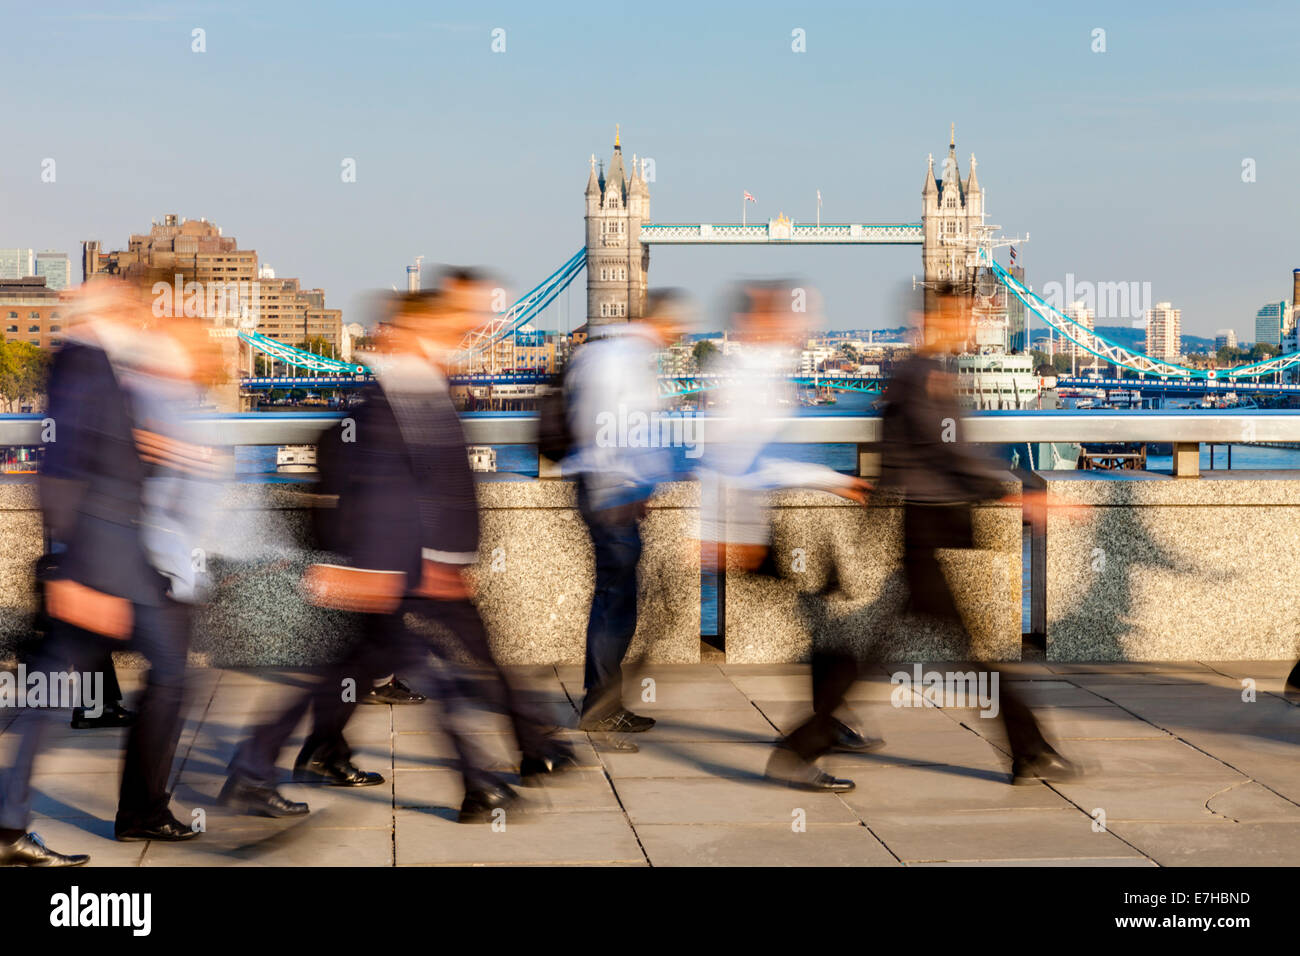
[0,248,35,280]
[1253,301,1288,348]
[1061,301,1095,357]
[34,250,72,290]
[1144,302,1182,360]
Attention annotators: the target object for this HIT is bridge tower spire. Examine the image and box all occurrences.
[922,126,983,294]
[585,127,649,329]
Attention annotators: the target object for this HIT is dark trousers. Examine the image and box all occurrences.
[576,477,644,719]
[0,601,190,832]
[898,502,1050,760]
[413,596,556,762]
[86,652,123,710]
[230,611,397,784]
[231,597,539,793]
[783,502,1050,763]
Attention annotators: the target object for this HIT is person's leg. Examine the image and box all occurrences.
[71,651,133,728]
[577,480,645,724]
[225,617,385,814]
[115,600,192,836]
[907,506,1071,781]
[291,613,390,784]
[0,623,108,835]
[420,597,573,769]
[781,651,860,762]
[397,599,515,818]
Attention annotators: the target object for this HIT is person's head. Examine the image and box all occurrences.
[729,279,813,346]
[919,282,974,355]
[642,288,691,344]
[437,266,498,344]
[385,289,449,356]
[73,273,149,330]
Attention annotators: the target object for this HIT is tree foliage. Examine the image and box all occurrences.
[0,341,52,411]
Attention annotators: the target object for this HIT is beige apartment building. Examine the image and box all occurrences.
[82,215,343,357]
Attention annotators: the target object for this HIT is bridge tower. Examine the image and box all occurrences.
[585,126,649,328]
[921,125,984,292]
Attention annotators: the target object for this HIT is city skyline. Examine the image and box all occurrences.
[3,1,1298,336]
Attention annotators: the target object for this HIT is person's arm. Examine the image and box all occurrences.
[302,398,407,613]
[39,346,134,638]
[38,345,96,542]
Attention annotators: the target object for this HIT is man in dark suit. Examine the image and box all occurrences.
[223,270,574,824]
[1,277,211,866]
[867,284,1079,786]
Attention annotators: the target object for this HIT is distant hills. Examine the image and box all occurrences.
[1093,325,1219,353]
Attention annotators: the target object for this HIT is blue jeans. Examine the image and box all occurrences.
[576,476,644,719]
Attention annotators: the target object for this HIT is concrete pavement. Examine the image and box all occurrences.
[2,656,1297,866]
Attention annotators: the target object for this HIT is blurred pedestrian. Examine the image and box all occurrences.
[872,282,1079,785]
[695,280,871,792]
[565,290,690,734]
[1,273,219,865]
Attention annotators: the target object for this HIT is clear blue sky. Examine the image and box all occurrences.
[3,0,1298,337]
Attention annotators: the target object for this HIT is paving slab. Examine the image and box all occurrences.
[599,740,774,780]
[1104,821,1300,866]
[820,728,1011,773]
[1051,773,1257,824]
[866,808,1144,864]
[630,707,777,743]
[613,776,861,826]
[752,699,961,736]
[909,857,1156,867]
[394,808,643,865]
[142,821,393,867]
[834,764,1069,815]
[635,822,899,866]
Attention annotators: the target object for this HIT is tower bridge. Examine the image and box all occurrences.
[583,124,978,327]
[236,126,1300,389]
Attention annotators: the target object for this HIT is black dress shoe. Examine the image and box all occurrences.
[831,718,885,753]
[360,677,427,705]
[1011,750,1081,786]
[765,748,856,792]
[71,703,137,730]
[458,784,519,823]
[115,815,201,843]
[0,832,89,867]
[293,756,385,787]
[1284,661,1300,703]
[519,746,579,783]
[219,776,310,818]
[578,709,656,733]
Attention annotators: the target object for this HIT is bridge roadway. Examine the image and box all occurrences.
[240,372,1300,398]
[1058,375,1300,398]
[238,373,887,393]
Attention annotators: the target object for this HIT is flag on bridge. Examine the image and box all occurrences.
[744,190,756,202]
[1009,246,1018,265]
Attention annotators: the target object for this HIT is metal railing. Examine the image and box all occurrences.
[6,410,1300,478]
